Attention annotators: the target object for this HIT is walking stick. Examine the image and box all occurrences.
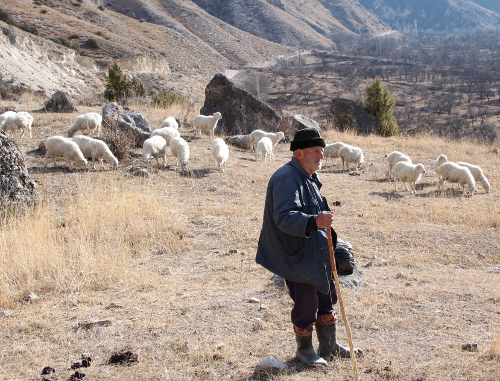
[327,227,359,381]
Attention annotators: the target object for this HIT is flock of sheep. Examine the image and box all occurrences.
[0,109,492,196]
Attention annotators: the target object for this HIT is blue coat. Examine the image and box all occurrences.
[255,157,337,294]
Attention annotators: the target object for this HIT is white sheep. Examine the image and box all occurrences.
[71,135,118,170]
[254,137,274,162]
[323,142,346,166]
[142,135,167,168]
[0,111,34,139]
[44,136,88,171]
[339,144,364,171]
[433,154,448,173]
[161,116,179,129]
[170,136,190,170]
[437,162,476,196]
[457,162,490,193]
[151,126,180,147]
[193,112,222,137]
[392,162,426,194]
[385,151,412,179]
[67,112,103,138]
[211,138,229,172]
[249,129,285,151]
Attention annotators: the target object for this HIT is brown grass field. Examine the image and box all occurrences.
[1,96,499,381]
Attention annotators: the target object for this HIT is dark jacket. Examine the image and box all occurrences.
[255,156,337,294]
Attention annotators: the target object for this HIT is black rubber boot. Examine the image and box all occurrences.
[295,334,327,366]
[316,324,362,359]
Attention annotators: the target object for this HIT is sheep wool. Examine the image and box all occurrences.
[433,154,448,173]
[254,137,274,162]
[142,135,167,168]
[170,137,190,170]
[339,144,364,171]
[44,135,87,171]
[385,151,412,178]
[193,112,222,137]
[457,162,490,193]
[249,130,285,151]
[323,142,346,166]
[0,110,34,139]
[211,138,229,172]
[71,135,118,170]
[392,162,426,194]
[67,112,103,138]
[437,162,476,196]
[161,116,179,129]
[151,126,180,146]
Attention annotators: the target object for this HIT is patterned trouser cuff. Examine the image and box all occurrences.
[315,312,338,326]
[293,324,314,336]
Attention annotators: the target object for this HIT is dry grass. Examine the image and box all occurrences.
[0,99,499,380]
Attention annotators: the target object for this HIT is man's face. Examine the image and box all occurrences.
[296,146,324,175]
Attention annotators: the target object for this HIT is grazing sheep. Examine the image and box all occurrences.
[249,129,285,151]
[0,111,34,139]
[193,112,222,137]
[211,138,230,172]
[339,144,364,171]
[151,126,180,147]
[392,162,426,194]
[433,154,448,173]
[385,151,412,179]
[161,116,179,129]
[437,162,476,196]
[67,112,103,137]
[323,142,346,166]
[254,137,274,162]
[170,136,190,170]
[457,162,490,193]
[142,135,167,168]
[71,135,118,170]
[44,136,88,170]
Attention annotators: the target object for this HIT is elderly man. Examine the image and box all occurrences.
[255,128,359,366]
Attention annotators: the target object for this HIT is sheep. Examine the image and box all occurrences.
[44,136,88,171]
[0,111,34,139]
[249,129,285,151]
[392,162,426,194]
[142,135,167,168]
[254,137,274,162]
[457,161,490,193]
[151,126,180,147]
[385,151,412,179]
[170,136,190,170]
[211,138,229,172]
[339,144,364,171]
[437,162,476,196]
[71,135,118,170]
[67,112,103,138]
[161,116,179,129]
[323,142,346,166]
[433,154,448,173]
[193,112,222,137]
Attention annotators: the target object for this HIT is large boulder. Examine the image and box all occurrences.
[200,73,282,136]
[102,103,152,147]
[330,98,379,134]
[279,111,320,135]
[44,91,77,113]
[0,132,36,216]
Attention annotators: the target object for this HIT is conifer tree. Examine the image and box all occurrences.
[364,76,398,136]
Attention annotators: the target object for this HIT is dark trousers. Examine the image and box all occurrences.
[285,279,338,329]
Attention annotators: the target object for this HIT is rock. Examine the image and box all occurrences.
[255,358,287,375]
[225,134,252,150]
[41,366,55,375]
[1,132,37,217]
[210,185,217,191]
[269,274,285,287]
[338,267,365,289]
[107,350,138,365]
[43,91,77,113]
[0,310,12,317]
[362,261,373,268]
[462,342,478,352]
[125,166,150,178]
[330,97,379,134]
[22,292,39,302]
[70,370,86,380]
[102,102,151,147]
[249,297,260,303]
[251,318,263,331]
[200,73,282,135]
[279,111,320,134]
[490,267,499,274]
[77,319,112,330]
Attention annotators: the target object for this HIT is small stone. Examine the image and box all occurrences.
[105,303,123,309]
[41,366,55,375]
[229,249,238,254]
[23,292,39,302]
[0,310,12,318]
[362,261,373,268]
[490,267,500,274]
[256,358,287,374]
[251,215,258,221]
[378,258,388,266]
[462,342,478,352]
[249,297,260,303]
[77,319,112,330]
[210,185,217,191]
[259,304,268,310]
[71,362,82,370]
[215,343,224,350]
[251,318,263,331]
[395,272,403,279]
[107,350,139,365]
[70,371,86,380]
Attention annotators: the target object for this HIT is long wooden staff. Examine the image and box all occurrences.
[327,227,359,380]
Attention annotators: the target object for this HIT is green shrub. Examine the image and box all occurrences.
[19,23,40,36]
[85,37,100,49]
[364,76,399,137]
[0,8,14,24]
[152,90,187,109]
[104,63,146,102]
[68,34,79,39]
[98,5,105,11]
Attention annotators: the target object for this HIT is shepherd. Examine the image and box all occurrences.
[255,128,361,366]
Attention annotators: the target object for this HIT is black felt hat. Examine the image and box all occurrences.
[290,128,326,151]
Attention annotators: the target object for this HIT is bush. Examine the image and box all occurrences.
[104,63,146,102]
[105,122,138,161]
[85,37,100,49]
[98,5,105,11]
[19,23,40,36]
[364,76,398,137]
[0,8,13,24]
[152,90,187,109]
[68,34,79,39]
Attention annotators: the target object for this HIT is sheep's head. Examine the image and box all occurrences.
[416,164,426,174]
[213,112,222,120]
